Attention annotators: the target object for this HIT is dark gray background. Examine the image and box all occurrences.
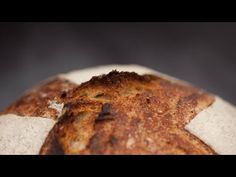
[0,22,236,111]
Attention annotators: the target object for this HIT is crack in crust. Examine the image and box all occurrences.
[39,71,215,155]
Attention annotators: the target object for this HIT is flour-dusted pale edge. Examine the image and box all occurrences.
[0,114,56,154]
[48,100,64,117]
[185,96,236,154]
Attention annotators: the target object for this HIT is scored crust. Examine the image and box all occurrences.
[33,71,215,155]
[0,63,217,155]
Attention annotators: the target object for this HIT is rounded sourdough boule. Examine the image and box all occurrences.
[0,65,235,155]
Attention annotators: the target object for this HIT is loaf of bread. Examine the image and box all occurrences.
[0,65,235,155]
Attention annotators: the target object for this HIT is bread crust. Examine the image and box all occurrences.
[1,70,215,154]
[2,78,77,119]
[37,71,215,154]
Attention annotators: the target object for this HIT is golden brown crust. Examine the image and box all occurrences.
[2,78,78,119]
[39,71,215,155]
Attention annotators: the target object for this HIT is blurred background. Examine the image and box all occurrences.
[0,22,236,111]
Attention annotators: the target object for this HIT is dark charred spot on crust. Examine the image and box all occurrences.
[94,93,106,98]
[93,93,112,100]
[101,103,112,114]
[60,91,67,98]
[146,98,151,104]
[96,103,114,121]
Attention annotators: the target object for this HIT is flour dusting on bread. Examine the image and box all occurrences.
[185,96,236,154]
[48,100,64,117]
[0,114,55,154]
[1,64,236,155]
